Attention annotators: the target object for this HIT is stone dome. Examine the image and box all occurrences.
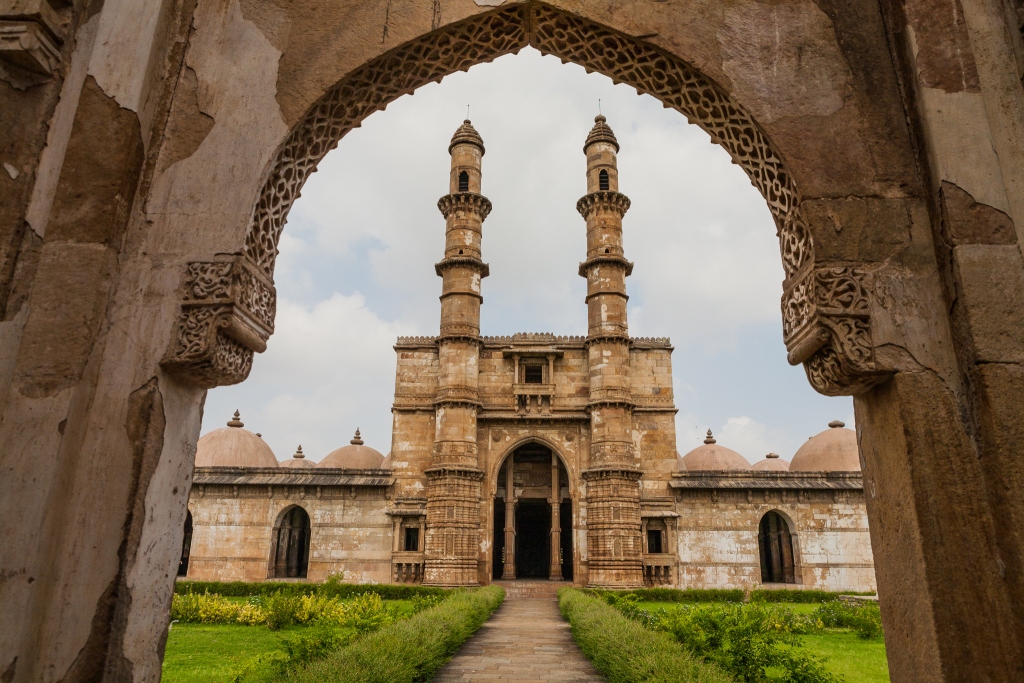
[752,453,790,471]
[381,451,392,469]
[280,445,315,469]
[195,411,278,468]
[790,421,860,472]
[584,114,619,152]
[680,430,751,471]
[319,429,385,469]
[449,119,485,154]
[675,451,687,471]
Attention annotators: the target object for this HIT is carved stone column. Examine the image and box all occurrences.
[549,452,562,580]
[502,453,516,580]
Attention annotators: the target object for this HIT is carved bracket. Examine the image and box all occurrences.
[161,255,276,388]
[782,265,890,396]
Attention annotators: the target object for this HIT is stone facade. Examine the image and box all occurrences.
[181,120,876,595]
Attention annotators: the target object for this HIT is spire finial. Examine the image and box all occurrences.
[598,98,602,116]
[227,410,243,428]
[828,420,846,428]
[449,119,485,155]
[766,452,780,459]
[293,445,305,459]
[704,429,716,445]
[351,428,364,446]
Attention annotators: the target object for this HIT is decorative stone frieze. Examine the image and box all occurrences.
[434,256,490,279]
[0,20,59,75]
[575,190,631,219]
[161,255,275,388]
[437,192,492,220]
[578,254,634,278]
[782,265,889,396]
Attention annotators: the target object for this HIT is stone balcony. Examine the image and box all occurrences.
[513,383,554,414]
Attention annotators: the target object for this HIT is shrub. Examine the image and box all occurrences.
[175,580,447,601]
[640,602,840,683]
[613,587,746,604]
[559,589,733,683]
[813,601,884,639]
[749,589,874,604]
[284,585,505,683]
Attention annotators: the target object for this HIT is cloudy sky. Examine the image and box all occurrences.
[202,48,853,465]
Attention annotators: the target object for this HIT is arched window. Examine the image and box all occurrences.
[458,170,469,192]
[271,506,311,578]
[758,511,796,584]
[177,510,193,577]
[599,169,609,191]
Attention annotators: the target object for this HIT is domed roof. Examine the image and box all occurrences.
[449,119,485,155]
[790,421,860,472]
[675,451,687,471]
[584,115,619,152]
[281,444,316,469]
[195,411,278,468]
[752,453,790,471]
[319,429,385,469]
[680,430,751,471]
[381,451,393,469]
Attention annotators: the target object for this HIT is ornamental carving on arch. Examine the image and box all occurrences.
[166,2,885,394]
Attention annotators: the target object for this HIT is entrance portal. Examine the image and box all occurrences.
[493,442,572,581]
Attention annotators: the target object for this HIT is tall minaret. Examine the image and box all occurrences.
[422,121,490,586]
[577,115,644,587]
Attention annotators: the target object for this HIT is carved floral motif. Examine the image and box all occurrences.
[162,256,275,388]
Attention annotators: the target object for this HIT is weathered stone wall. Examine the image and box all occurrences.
[674,489,875,592]
[186,485,392,583]
[3,0,1024,680]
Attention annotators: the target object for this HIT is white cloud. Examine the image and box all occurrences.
[202,293,408,462]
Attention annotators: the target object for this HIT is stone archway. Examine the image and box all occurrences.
[492,439,573,582]
[162,4,884,402]
[3,1,1024,681]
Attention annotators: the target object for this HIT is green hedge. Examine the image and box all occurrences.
[174,580,448,601]
[750,589,875,604]
[283,586,504,683]
[610,588,746,604]
[559,589,733,683]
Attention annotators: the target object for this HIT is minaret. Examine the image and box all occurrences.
[577,115,644,587]
[422,120,490,586]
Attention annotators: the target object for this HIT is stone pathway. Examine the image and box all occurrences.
[432,582,603,682]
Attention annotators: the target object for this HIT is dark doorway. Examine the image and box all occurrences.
[560,498,573,581]
[758,511,796,583]
[492,499,506,579]
[272,506,311,578]
[177,510,193,577]
[515,499,551,578]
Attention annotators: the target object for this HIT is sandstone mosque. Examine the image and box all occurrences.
[180,118,875,591]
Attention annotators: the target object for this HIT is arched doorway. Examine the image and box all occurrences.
[493,442,572,581]
[758,511,796,584]
[177,510,193,578]
[270,506,312,579]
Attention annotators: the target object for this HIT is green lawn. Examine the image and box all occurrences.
[163,599,416,683]
[163,623,292,683]
[634,601,889,683]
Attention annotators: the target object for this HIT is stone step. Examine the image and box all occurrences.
[493,580,574,599]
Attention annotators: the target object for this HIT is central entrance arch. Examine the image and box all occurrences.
[493,442,572,581]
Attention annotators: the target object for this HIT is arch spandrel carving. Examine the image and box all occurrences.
[163,2,890,395]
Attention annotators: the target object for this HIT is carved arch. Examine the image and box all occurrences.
[161,2,888,396]
[492,434,575,498]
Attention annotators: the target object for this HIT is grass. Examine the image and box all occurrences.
[163,598,417,683]
[799,632,890,683]
[287,585,505,683]
[632,600,889,683]
[559,589,734,683]
[163,624,297,683]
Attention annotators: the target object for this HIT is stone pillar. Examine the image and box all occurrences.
[577,116,643,588]
[423,121,490,587]
[550,452,563,580]
[502,453,516,579]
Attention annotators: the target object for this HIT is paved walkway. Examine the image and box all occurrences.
[432,583,603,682]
